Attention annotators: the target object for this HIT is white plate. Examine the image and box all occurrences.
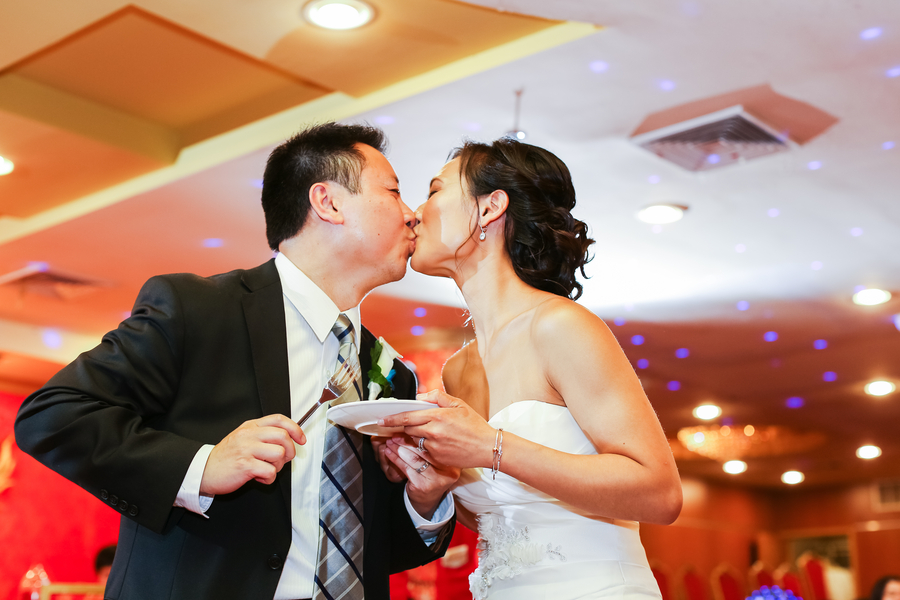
[326,399,436,436]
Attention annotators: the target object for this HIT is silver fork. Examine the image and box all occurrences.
[296,357,362,428]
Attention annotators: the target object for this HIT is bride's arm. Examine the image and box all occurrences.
[387,302,682,525]
[501,300,683,524]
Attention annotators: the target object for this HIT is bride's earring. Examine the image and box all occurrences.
[479,224,487,241]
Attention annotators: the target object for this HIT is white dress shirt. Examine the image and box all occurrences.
[176,253,453,599]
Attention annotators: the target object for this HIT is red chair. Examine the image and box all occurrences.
[712,563,746,600]
[797,552,830,600]
[774,563,805,599]
[678,565,709,600]
[749,561,776,591]
[650,560,674,600]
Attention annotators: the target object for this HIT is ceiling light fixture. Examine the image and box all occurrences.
[505,88,527,141]
[0,156,14,175]
[723,460,747,474]
[853,288,891,305]
[636,204,687,224]
[692,404,721,420]
[865,380,896,396]
[782,470,804,485]
[856,445,882,459]
[303,0,374,30]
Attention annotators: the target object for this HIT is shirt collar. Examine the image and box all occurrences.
[274,252,361,346]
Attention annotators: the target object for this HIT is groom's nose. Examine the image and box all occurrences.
[402,201,418,230]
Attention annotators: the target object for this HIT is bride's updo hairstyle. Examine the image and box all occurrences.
[453,138,594,300]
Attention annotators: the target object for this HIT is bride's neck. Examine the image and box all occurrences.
[456,253,545,350]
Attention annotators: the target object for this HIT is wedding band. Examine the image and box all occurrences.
[418,437,426,452]
[416,461,430,473]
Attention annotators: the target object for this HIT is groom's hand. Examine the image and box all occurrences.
[200,414,306,495]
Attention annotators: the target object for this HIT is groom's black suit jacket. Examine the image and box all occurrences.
[15,259,452,599]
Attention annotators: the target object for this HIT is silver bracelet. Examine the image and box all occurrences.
[491,428,504,480]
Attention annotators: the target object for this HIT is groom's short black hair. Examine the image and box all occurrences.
[262,122,388,250]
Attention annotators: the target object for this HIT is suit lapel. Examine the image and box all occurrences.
[241,259,292,512]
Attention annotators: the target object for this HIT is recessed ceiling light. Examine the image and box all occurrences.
[856,445,882,459]
[0,156,14,175]
[723,460,747,474]
[782,470,804,485]
[692,404,721,420]
[636,204,686,224]
[303,0,374,30]
[865,380,896,396]
[853,288,892,305]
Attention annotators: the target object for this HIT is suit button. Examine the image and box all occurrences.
[109,495,119,505]
[118,500,129,512]
[99,490,109,501]
[128,505,139,517]
[267,554,283,570]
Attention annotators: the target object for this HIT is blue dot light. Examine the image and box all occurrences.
[613,317,626,326]
[657,79,676,91]
[860,27,883,40]
[675,348,690,358]
[767,208,780,217]
[667,380,681,391]
[413,307,427,317]
[202,238,223,248]
[707,154,721,164]
[813,339,828,350]
[631,335,645,346]
[807,161,822,170]
[636,358,649,369]
[893,314,900,331]
[589,60,609,73]
[647,175,661,184]
[410,326,425,336]
[886,66,900,78]
[764,331,778,342]
[884,141,896,150]
[850,227,863,237]
[823,371,837,382]
[737,300,750,311]
[786,396,805,409]
[42,329,63,349]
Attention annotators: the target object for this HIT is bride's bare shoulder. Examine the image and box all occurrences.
[532,296,615,346]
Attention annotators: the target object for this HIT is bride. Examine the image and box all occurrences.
[377,138,682,600]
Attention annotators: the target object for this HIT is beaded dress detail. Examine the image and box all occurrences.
[453,401,663,600]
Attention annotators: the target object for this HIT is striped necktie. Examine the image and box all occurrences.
[314,314,365,600]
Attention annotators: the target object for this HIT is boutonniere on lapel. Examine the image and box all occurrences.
[367,337,402,400]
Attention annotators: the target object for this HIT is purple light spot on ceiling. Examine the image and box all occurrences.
[675,348,690,358]
[764,331,778,342]
[631,335,645,346]
[636,358,649,369]
[647,175,661,184]
[850,227,863,237]
[786,396,804,408]
[667,380,681,391]
[589,60,609,73]
[42,329,63,349]
[202,238,224,248]
[886,66,900,78]
[860,27,882,40]
[883,141,895,150]
[410,325,425,336]
[707,154,720,164]
[813,339,828,350]
[613,317,626,326]
[413,307,427,318]
[657,79,676,91]
[823,371,837,382]
[737,301,750,311]
[807,161,822,170]
[767,208,780,217]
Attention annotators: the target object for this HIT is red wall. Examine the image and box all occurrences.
[0,391,120,600]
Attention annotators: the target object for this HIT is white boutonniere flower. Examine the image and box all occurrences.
[367,337,403,400]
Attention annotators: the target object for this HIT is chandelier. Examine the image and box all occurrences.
[676,424,825,461]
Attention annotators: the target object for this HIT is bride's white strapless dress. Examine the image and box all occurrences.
[453,401,662,600]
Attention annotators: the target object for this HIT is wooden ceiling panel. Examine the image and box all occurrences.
[7,6,329,132]
[266,0,559,96]
[0,110,164,218]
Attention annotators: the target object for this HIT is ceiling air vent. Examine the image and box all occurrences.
[631,105,795,172]
[872,479,900,512]
[0,263,105,300]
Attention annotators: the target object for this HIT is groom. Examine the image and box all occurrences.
[15,123,456,599]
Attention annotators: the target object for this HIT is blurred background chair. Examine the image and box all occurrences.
[678,565,709,600]
[712,563,746,600]
[775,563,806,599]
[650,560,674,600]
[798,552,831,600]
[749,561,776,590]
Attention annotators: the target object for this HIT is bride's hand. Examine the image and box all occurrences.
[379,389,496,470]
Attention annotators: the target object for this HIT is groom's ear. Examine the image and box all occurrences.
[479,189,509,227]
[308,181,345,225]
